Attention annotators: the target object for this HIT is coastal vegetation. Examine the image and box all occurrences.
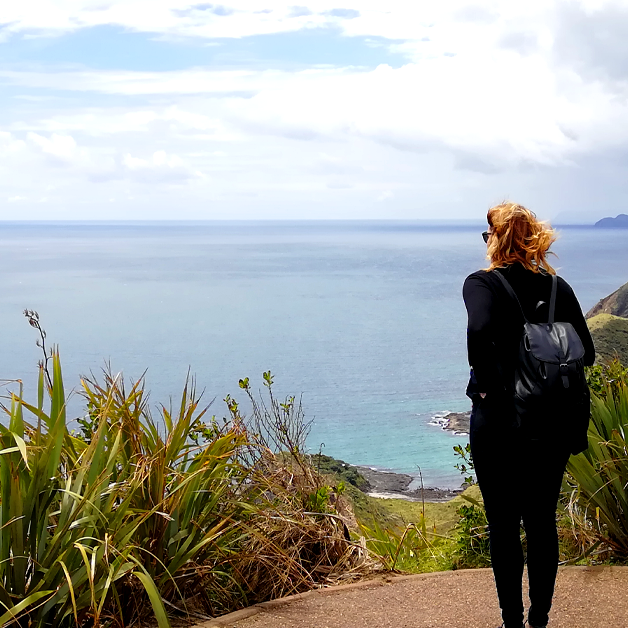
[0,314,369,627]
[4,289,628,627]
[566,361,628,559]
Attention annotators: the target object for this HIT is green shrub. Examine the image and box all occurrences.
[452,504,490,568]
[566,366,628,559]
[585,359,628,398]
[309,454,370,491]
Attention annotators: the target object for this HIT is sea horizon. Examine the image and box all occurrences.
[0,220,625,488]
[0,218,601,226]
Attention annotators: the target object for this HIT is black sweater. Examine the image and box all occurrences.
[463,264,595,397]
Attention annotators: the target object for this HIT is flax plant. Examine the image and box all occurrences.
[0,351,249,627]
[79,369,251,617]
[566,377,628,557]
[0,352,171,627]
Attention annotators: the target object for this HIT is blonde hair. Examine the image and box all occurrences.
[485,202,557,274]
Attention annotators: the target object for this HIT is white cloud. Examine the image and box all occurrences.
[0,131,27,156]
[27,132,79,162]
[121,149,200,182]
[0,128,199,186]
[2,58,614,169]
[14,106,237,142]
[0,0,619,56]
[2,0,628,219]
[326,178,354,189]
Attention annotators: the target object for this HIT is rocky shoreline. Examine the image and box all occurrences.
[355,465,463,503]
[429,410,471,435]
[312,409,472,504]
[350,410,471,502]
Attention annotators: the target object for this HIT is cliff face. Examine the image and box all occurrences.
[586,281,628,319]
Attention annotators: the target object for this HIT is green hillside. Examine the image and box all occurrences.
[588,313,628,364]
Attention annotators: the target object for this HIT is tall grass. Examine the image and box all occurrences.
[0,337,367,627]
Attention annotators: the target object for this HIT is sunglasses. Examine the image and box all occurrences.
[482,231,490,243]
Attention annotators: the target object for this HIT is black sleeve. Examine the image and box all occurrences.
[462,273,504,393]
[557,278,596,366]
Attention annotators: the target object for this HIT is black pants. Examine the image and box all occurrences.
[470,397,570,628]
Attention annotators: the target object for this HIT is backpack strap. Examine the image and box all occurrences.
[493,270,529,324]
[494,270,558,326]
[548,275,558,324]
[547,274,569,386]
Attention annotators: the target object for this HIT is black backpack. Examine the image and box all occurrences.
[494,271,590,446]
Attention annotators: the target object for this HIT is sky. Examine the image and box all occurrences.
[1,1,628,221]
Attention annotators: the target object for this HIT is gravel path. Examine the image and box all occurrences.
[201,566,628,628]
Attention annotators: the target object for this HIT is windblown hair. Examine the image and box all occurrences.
[485,202,557,274]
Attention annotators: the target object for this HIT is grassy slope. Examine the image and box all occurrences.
[312,453,480,535]
[317,457,611,571]
[588,313,628,364]
[372,484,483,536]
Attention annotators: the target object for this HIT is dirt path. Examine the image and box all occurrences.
[201,566,628,628]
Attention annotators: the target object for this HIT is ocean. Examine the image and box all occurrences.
[0,221,625,488]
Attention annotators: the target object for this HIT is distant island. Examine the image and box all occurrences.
[594,214,628,228]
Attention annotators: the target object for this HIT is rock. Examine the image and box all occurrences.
[441,411,471,434]
[402,486,462,502]
[586,281,628,319]
[355,465,462,502]
[316,455,464,503]
[594,214,628,228]
[355,466,413,493]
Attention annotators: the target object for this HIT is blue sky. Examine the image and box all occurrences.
[1,1,627,221]
[0,25,408,71]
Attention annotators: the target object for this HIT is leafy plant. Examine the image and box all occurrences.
[585,359,628,398]
[453,443,475,486]
[452,504,490,568]
[0,351,173,628]
[77,369,251,619]
[565,374,628,558]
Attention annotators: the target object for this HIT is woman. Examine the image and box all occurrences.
[462,202,595,628]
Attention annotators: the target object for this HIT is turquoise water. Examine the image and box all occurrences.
[0,221,625,488]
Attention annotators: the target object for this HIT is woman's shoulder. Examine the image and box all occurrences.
[465,268,494,281]
[535,268,574,293]
[464,269,493,286]
[463,269,501,296]
[555,274,577,297]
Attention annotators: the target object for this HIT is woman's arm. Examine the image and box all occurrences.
[463,273,504,393]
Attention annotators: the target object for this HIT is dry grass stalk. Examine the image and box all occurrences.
[228,451,376,605]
